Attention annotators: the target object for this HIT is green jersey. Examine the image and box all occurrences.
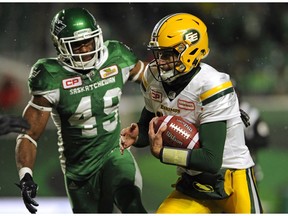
[28,40,138,181]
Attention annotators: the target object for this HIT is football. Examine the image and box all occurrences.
[154,115,200,149]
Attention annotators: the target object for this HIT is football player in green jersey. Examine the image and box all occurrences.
[15,7,147,214]
[121,13,263,213]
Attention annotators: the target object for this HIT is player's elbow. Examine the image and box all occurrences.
[205,163,221,174]
[189,156,222,174]
[203,155,223,174]
[207,158,222,173]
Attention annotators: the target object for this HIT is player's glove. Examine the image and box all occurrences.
[0,115,30,135]
[16,173,39,214]
[240,109,250,128]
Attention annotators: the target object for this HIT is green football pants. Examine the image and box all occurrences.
[64,148,146,213]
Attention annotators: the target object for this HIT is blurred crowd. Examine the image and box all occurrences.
[0,2,288,98]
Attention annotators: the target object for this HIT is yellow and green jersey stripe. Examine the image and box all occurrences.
[200,80,234,105]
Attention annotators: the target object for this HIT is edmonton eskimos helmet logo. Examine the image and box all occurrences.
[184,30,200,45]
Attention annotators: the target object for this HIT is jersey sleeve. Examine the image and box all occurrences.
[198,71,240,124]
[28,59,60,94]
[104,40,138,83]
[28,58,62,105]
[140,63,156,114]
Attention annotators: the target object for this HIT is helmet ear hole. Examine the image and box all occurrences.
[192,58,199,66]
[189,48,198,55]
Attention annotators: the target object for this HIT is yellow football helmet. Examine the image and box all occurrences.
[148,13,209,82]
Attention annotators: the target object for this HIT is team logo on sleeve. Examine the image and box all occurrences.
[62,76,82,89]
[30,69,41,79]
[99,65,118,79]
[150,89,162,102]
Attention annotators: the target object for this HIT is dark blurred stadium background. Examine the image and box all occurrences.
[0,2,288,213]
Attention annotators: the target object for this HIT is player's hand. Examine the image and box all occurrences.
[16,173,39,214]
[148,117,167,159]
[120,123,139,155]
[240,109,250,127]
[0,115,30,135]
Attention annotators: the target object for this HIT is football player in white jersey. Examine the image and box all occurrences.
[121,13,263,213]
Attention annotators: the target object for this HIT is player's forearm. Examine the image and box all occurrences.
[15,98,50,176]
[188,121,226,173]
[134,123,150,147]
[133,107,155,147]
[129,61,147,83]
[15,139,37,171]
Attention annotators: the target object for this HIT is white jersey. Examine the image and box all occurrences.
[141,62,254,173]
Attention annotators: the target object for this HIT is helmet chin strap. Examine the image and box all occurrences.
[160,68,186,83]
[160,68,174,81]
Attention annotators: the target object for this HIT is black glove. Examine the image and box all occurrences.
[16,173,39,214]
[0,115,30,135]
[240,109,251,128]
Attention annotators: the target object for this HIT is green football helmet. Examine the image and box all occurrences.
[50,8,104,70]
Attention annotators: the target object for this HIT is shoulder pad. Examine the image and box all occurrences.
[198,64,234,105]
[28,58,65,94]
[104,40,138,67]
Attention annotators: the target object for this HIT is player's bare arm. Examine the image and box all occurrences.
[129,60,147,83]
[16,95,51,170]
[119,60,147,155]
[15,95,52,213]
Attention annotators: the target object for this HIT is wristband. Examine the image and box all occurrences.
[160,147,191,167]
[19,167,33,180]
